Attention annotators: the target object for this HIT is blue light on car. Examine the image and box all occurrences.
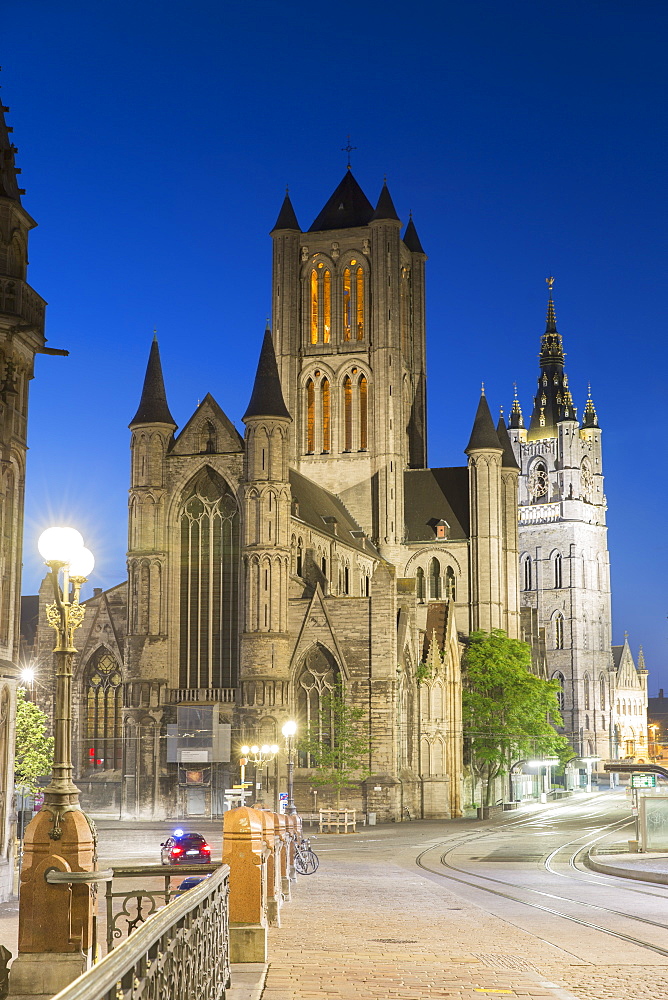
[173,828,184,837]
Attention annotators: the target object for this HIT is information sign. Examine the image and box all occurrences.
[631,772,656,788]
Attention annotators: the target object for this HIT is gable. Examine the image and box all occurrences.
[171,394,244,456]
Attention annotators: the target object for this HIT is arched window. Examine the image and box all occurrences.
[310,270,318,344]
[359,375,368,451]
[429,558,441,599]
[306,379,315,453]
[343,268,352,340]
[416,567,425,602]
[296,645,340,766]
[583,673,590,711]
[523,556,532,591]
[343,375,352,451]
[581,457,592,501]
[84,649,123,770]
[554,552,562,589]
[321,378,331,453]
[179,467,239,689]
[529,460,548,503]
[356,267,364,339]
[446,566,456,601]
[585,715,590,732]
[323,269,331,343]
[599,674,606,711]
[553,671,565,712]
[296,538,303,577]
[554,612,564,650]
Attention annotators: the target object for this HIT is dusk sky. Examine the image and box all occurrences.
[5,2,667,689]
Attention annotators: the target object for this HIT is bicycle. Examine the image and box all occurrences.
[294,836,319,875]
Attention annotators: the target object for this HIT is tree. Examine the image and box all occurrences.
[15,687,53,795]
[297,683,372,809]
[462,629,574,806]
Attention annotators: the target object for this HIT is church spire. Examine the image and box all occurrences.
[403,213,425,254]
[509,383,524,429]
[465,393,503,454]
[129,336,176,428]
[371,179,400,222]
[271,189,300,232]
[582,383,599,428]
[0,91,24,202]
[242,326,291,421]
[527,278,576,441]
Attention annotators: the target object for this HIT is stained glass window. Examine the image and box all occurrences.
[343,268,351,340]
[84,650,122,770]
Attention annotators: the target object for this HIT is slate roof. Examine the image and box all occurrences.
[403,216,425,254]
[404,468,470,541]
[371,181,400,222]
[271,192,300,232]
[243,329,291,421]
[289,469,378,556]
[129,337,177,427]
[496,416,520,470]
[309,171,374,232]
[465,394,503,453]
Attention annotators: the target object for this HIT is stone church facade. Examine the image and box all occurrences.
[30,171,523,822]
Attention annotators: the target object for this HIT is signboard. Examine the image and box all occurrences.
[279,792,288,814]
[632,773,656,788]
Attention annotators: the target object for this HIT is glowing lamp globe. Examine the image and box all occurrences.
[21,668,35,684]
[282,721,297,738]
[38,527,84,564]
[68,547,95,579]
[241,745,251,755]
[250,745,259,754]
[270,744,279,754]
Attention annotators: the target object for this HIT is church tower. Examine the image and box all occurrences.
[270,170,427,558]
[509,280,613,757]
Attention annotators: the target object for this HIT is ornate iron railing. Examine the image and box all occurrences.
[169,688,236,703]
[50,863,230,1000]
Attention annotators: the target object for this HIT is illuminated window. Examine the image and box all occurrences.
[84,649,123,770]
[359,374,368,450]
[343,375,352,450]
[321,378,331,452]
[310,270,318,344]
[323,270,331,343]
[356,267,364,339]
[306,379,315,452]
[343,268,352,340]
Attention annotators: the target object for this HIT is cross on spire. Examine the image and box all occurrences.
[341,134,357,170]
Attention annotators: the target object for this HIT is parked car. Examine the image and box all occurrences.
[160,830,211,865]
[173,874,211,896]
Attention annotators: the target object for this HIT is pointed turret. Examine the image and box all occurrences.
[403,214,425,254]
[271,190,300,232]
[509,384,524,429]
[582,383,599,428]
[527,278,577,440]
[465,391,503,454]
[496,415,520,470]
[242,327,291,421]
[129,337,176,428]
[308,171,374,231]
[0,98,24,202]
[371,179,400,222]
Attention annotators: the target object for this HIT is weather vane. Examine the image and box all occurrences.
[341,134,357,169]
[546,276,555,291]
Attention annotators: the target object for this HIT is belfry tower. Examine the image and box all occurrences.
[509,280,613,757]
[270,170,427,556]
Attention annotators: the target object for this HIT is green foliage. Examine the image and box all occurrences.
[463,629,574,805]
[15,687,53,794]
[415,661,432,684]
[297,683,372,808]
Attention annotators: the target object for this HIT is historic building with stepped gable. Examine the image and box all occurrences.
[28,170,523,823]
[508,281,649,762]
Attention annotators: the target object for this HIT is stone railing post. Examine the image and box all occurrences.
[275,811,290,900]
[222,807,268,963]
[256,809,282,927]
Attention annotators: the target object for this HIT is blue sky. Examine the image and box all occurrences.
[5,1,667,689]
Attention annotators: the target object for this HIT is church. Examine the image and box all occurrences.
[28,169,524,823]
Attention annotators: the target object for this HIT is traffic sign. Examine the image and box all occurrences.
[631,773,656,788]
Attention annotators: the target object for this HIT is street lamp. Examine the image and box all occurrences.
[19,666,35,701]
[282,721,297,815]
[240,742,279,805]
[38,526,94,835]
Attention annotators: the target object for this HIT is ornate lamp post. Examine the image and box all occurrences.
[12,527,97,992]
[282,721,297,815]
[240,743,279,805]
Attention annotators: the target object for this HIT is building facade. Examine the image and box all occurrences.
[29,171,522,822]
[509,282,616,759]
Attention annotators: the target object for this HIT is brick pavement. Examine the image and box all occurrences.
[262,852,580,1000]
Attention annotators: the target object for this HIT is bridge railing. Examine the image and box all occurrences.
[50,862,230,1000]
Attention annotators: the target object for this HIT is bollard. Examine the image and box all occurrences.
[222,807,269,962]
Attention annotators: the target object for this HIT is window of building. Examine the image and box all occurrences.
[296,645,340,767]
[84,649,123,770]
[446,566,456,601]
[356,267,364,339]
[310,269,318,344]
[306,379,315,453]
[359,375,368,450]
[523,556,532,591]
[599,674,606,711]
[554,552,562,589]
[554,612,564,650]
[343,375,352,451]
[553,671,565,712]
[323,269,331,343]
[321,378,331,453]
[416,566,425,602]
[343,268,352,340]
[584,673,590,711]
[429,558,441,599]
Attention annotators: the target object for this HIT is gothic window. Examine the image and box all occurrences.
[446,566,456,601]
[553,671,565,711]
[416,567,425,602]
[583,673,590,711]
[581,457,593,502]
[84,649,122,770]
[343,375,352,451]
[356,267,364,339]
[179,467,239,689]
[323,269,331,343]
[522,555,532,591]
[343,268,352,340]
[431,738,444,776]
[599,674,606,710]
[359,375,368,450]
[296,645,340,767]
[296,538,303,577]
[585,715,590,732]
[429,558,441,599]
[306,379,315,453]
[420,737,430,776]
[554,612,564,650]
[200,421,216,454]
[321,378,331,452]
[554,552,562,589]
[310,270,318,344]
[528,460,548,503]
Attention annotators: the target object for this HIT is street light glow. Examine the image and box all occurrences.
[20,668,35,684]
[282,720,297,737]
[38,526,84,564]
[68,546,95,579]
